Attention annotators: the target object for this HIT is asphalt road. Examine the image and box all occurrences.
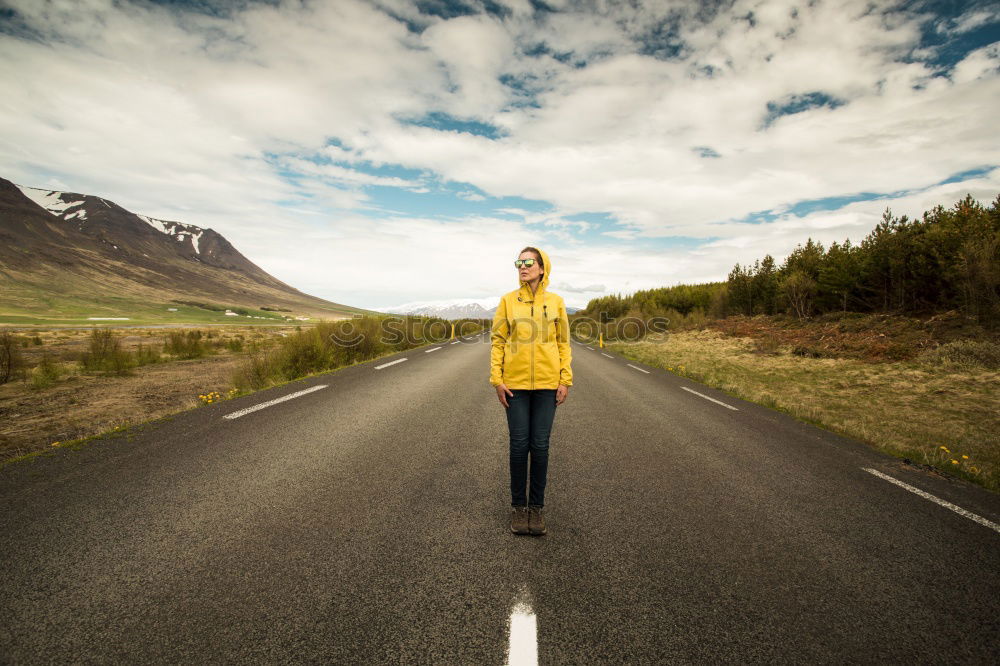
[2,333,998,664]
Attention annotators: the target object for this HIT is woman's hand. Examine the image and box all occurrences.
[496,383,514,408]
[556,384,569,406]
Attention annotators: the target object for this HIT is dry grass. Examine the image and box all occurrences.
[0,326,295,463]
[607,328,1000,493]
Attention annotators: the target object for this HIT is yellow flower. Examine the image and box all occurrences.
[951,460,958,465]
[939,446,949,452]
[961,455,969,460]
[51,441,60,447]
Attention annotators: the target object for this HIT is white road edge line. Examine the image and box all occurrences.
[375,358,408,369]
[680,386,739,411]
[506,599,538,666]
[626,363,650,374]
[425,346,442,353]
[863,468,1000,533]
[586,346,595,350]
[450,340,460,344]
[223,385,328,420]
[601,352,613,358]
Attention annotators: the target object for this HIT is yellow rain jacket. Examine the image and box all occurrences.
[489,247,573,389]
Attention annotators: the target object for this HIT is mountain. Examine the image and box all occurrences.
[0,177,376,324]
[379,299,581,320]
[379,299,497,320]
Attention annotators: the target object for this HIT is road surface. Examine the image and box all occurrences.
[2,333,998,663]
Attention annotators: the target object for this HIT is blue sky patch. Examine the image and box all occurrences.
[399,111,507,139]
[761,92,846,129]
[902,0,1000,70]
[728,165,998,225]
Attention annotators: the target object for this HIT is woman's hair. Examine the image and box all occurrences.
[519,246,544,270]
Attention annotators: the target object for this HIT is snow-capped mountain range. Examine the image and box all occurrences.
[377,298,579,320]
[377,298,498,320]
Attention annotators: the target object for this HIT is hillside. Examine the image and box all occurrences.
[0,177,376,325]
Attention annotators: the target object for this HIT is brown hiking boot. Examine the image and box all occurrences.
[528,505,547,535]
[510,506,530,534]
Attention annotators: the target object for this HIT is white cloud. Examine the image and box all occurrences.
[1,0,997,310]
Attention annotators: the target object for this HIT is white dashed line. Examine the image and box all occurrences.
[680,386,738,410]
[626,363,650,374]
[506,590,538,666]
[586,346,595,350]
[223,384,328,420]
[425,346,442,353]
[601,353,613,358]
[863,468,1000,533]
[375,358,408,369]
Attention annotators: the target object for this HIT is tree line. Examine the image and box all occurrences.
[578,193,1000,327]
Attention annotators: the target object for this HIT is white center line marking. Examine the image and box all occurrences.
[626,363,650,374]
[680,386,739,410]
[425,346,443,353]
[586,346,595,350]
[506,597,538,666]
[601,352,613,358]
[223,385,328,420]
[863,468,1000,533]
[374,358,408,369]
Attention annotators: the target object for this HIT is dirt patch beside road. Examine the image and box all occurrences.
[0,326,295,463]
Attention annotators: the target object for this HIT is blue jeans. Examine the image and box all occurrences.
[505,388,557,508]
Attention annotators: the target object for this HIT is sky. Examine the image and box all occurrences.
[1,0,999,312]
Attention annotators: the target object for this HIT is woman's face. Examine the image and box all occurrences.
[518,251,543,283]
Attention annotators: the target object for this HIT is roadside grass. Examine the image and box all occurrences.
[0,416,168,471]
[605,329,999,493]
[1,319,487,468]
[229,316,478,393]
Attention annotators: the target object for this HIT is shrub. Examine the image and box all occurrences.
[0,331,23,384]
[917,340,1000,371]
[231,346,278,391]
[165,330,206,359]
[134,342,161,366]
[30,353,64,389]
[79,329,134,375]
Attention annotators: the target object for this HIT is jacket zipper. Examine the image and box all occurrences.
[530,302,534,389]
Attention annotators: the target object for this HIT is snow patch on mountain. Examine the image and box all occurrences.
[16,185,88,220]
[136,214,204,254]
[15,183,206,255]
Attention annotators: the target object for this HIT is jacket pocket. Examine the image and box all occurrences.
[537,341,559,385]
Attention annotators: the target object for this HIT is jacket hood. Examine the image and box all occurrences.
[518,247,551,300]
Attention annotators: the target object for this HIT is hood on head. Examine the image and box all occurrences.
[518,247,551,298]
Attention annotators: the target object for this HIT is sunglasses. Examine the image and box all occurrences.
[514,258,536,268]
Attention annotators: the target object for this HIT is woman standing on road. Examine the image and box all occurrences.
[490,247,573,536]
